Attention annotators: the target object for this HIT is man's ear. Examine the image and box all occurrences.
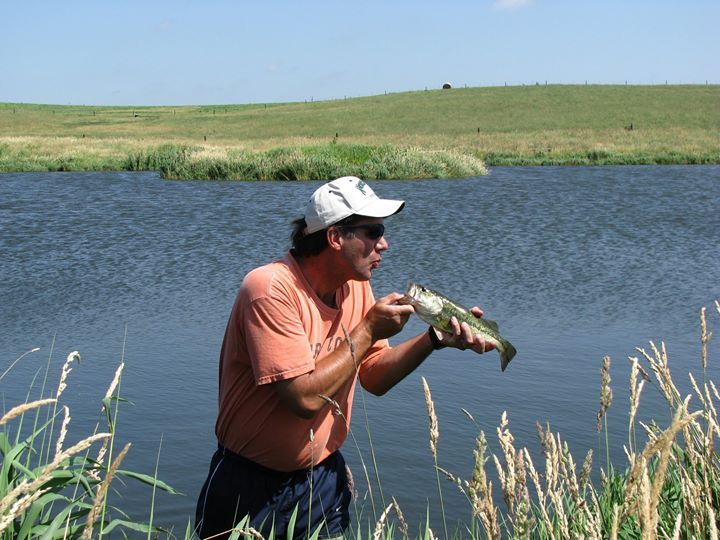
[326,226,343,251]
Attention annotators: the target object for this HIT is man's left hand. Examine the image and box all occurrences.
[437,307,496,354]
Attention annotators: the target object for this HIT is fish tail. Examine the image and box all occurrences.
[499,340,517,372]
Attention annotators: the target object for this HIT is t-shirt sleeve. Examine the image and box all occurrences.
[243,294,315,385]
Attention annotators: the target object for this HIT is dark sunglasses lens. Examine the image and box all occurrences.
[341,223,385,239]
[366,224,384,239]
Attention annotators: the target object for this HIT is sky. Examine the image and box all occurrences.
[1,0,718,106]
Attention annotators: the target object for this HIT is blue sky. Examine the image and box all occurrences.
[2,0,718,106]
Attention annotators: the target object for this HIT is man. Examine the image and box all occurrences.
[195,176,492,539]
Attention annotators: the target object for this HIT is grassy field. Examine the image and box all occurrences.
[1,84,719,179]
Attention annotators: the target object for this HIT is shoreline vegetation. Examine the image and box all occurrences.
[2,301,719,538]
[1,84,719,180]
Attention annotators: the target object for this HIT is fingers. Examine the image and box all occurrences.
[380,293,414,314]
[367,293,415,340]
[445,319,495,354]
[384,291,406,303]
[469,306,485,318]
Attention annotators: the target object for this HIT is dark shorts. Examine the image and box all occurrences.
[195,445,351,539]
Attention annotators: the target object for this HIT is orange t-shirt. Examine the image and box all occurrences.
[215,253,389,472]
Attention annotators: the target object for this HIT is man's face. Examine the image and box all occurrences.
[334,218,388,281]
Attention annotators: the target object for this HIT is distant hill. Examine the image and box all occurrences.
[1,85,718,176]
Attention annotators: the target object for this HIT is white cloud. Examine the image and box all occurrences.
[494,0,533,10]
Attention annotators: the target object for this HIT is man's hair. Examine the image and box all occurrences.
[290,215,365,258]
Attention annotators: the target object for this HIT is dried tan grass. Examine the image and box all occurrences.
[56,351,80,400]
[372,502,394,540]
[468,432,501,539]
[54,405,70,457]
[629,357,646,452]
[422,377,439,460]
[0,488,51,533]
[0,433,110,527]
[0,398,56,426]
[81,442,131,540]
[597,356,613,431]
[103,362,124,400]
[701,307,712,371]
[432,299,720,539]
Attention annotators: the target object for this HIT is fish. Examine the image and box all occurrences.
[399,282,517,371]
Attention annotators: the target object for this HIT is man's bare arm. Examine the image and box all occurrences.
[271,293,414,418]
[359,307,495,396]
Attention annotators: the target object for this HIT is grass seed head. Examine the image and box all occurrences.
[422,377,439,459]
[597,356,613,431]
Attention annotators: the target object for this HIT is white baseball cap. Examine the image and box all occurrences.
[303,176,405,234]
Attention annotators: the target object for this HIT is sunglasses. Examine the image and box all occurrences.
[339,223,386,240]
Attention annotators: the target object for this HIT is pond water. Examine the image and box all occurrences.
[1,166,719,536]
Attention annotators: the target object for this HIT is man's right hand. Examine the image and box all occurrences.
[364,292,415,341]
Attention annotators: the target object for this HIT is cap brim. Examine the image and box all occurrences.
[355,198,405,218]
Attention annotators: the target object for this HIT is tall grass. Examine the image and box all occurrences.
[0,346,180,538]
[3,299,718,539]
[415,300,720,539]
[122,143,488,180]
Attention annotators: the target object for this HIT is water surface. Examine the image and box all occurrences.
[1,166,719,535]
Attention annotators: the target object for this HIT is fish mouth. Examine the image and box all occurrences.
[398,282,422,305]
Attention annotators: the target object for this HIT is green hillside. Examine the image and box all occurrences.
[1,84,718,178]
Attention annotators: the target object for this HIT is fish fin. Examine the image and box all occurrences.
[499,341,517,372]
[484,319,499,332]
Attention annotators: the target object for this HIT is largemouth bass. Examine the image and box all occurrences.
[400,282,517,371]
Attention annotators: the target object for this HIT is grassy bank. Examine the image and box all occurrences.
[3,301,719,538]
[1,84,719,179]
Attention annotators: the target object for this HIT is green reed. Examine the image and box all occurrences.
[0,344,179,538]
[123,143,488,180]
